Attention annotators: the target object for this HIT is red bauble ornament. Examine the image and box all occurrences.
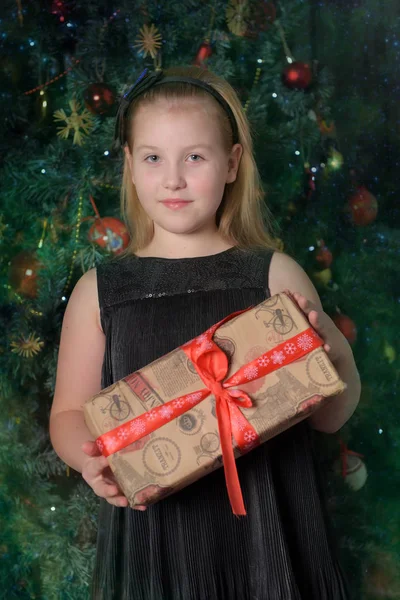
[314,239,333,270]
[9,251,42,298]
[88,217,130,254]
[282,61,312,90]
[303,166,316,201]
[347,186,378,226]
[84,83,116,116]
[193,42,213,66]
[245,1,277,39]
[333,314,357,345]
[51,0,68,22]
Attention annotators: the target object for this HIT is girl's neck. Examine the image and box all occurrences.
[135,234,235,259]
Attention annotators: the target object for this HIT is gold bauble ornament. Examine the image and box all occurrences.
[312,268,332,287]
[383,341,396,364]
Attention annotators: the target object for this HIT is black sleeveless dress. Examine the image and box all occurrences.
[92,247,349,600]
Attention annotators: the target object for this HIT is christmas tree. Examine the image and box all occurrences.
[1,0,399,598]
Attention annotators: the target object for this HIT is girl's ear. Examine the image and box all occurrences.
[226,143,243,184]
[124,145,135,184]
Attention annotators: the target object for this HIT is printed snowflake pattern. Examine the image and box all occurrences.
[106,436,119,451]
[231,416,248,432]
[230,374,242,386]
[244,440,258,452]
[244,430,257,443]
[257,356,270,367]
[271,350,286,365]
[117,427,129,440]
[96,439,104,452]
[284,343,296,355]
[200,341,213,351]
[244,364,258,380]
[194,340,213,359]
[186,392,203,405]
[129,418,146,435]
[160,406,174,420]
[173,398,186,409]
[297,333,314,351]
[145,410,158,420]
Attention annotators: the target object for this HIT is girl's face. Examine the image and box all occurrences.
[125,98,242,238]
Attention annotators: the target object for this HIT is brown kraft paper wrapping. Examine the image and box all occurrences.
[83,292,346,509]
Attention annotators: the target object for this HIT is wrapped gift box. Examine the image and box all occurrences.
[83,292,346,515]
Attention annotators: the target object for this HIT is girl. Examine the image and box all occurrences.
[50,65,361,600]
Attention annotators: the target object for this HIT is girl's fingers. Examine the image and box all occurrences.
[294,292,310,310]
[99,481,120,497]
[96,481,128,505]
[94,455,109,475]
[84,455,109,480]
[82,441,101,456]
[101,481,146,510]
[107,495,129,508]
[102,476,147,510]
[81,443,147,510]
[103,466,125,490]
[293,294,321,327]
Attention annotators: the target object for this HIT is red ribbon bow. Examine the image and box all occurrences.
[96,301,324,516]
[182,312,260,515]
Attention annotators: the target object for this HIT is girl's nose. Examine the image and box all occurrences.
[162,165,186,190]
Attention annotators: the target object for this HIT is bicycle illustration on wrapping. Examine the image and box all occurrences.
[255,296,297,335]
[99,393,131,421]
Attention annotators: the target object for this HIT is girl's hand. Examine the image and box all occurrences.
[289,291,346,364]
[81,441,147,511]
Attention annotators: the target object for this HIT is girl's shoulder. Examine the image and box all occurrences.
[70,268,103,333]
[268,251,323,311]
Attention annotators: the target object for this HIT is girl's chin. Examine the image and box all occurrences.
[154,218,212,236]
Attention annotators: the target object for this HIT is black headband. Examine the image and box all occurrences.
[114,68,239,148]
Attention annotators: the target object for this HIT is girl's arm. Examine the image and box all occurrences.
[50,269,144,509]
[49,268,105,473]
[268,252,361,434]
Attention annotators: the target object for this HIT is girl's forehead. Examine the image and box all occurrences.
[131,99,225,148]
[134,97,218,123]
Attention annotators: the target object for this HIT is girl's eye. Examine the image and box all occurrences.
[144,154,203,163]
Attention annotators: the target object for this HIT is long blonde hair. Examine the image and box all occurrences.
[120,65,282,254]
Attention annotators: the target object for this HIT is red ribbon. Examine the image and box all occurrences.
[96,302,324,515]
